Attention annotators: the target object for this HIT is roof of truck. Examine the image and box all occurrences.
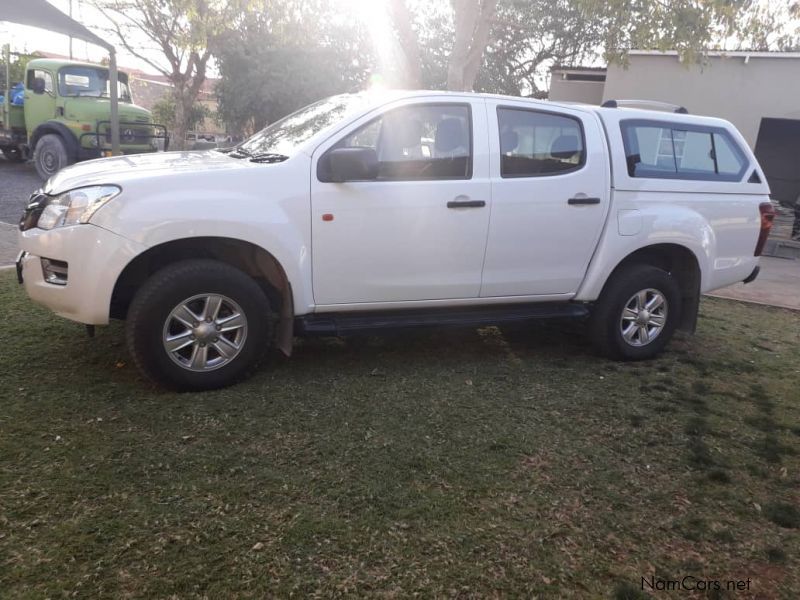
[26,57,129,75]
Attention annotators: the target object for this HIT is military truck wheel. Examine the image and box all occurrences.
[34,134,73,179]
[2,147,25,162]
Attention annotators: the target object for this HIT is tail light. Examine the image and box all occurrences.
[754,202,776,256]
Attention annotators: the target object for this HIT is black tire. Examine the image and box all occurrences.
[33,134,73,179]
[126,259,273,391]
[2,147,25,162]
[589,264,681,360]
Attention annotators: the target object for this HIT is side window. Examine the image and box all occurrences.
[26,69,54,93]
[622,120,748,181]
[325,104,472,181]
[676,130,715,174]
[497,107,585,177]
[713,133,746,176]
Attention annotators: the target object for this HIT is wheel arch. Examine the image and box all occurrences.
[594,243,702,333]
[111,237,295,355]
[31,121,80,160]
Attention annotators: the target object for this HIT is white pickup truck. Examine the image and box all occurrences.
[17,91,775,390]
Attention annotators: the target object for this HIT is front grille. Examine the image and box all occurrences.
[19,192,49,231]
[106,126,153,144]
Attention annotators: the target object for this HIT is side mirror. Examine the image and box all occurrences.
[327,147,378,182]
[31,77,46,95]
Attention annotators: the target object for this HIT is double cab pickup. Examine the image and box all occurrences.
[17,91,775,390]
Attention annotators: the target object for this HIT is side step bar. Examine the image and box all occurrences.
[296,303,589,336]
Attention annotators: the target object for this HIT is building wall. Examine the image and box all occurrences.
[603,54,800,147]
[549,77,605,105]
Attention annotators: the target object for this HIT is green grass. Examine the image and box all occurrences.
[1,270,799,598]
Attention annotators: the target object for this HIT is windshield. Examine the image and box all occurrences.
[236,94,369,158]
[57,66,132,102]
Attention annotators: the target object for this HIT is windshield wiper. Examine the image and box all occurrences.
[249,153,289,164]
[226,147,252,159]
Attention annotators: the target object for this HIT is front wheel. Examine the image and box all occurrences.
[126,260,273,391]
[33,134,73,179]
[589,264,681,360]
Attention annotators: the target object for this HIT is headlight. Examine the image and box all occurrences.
[37,185,121,230]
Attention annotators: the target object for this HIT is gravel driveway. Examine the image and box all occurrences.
[0,157,41,265]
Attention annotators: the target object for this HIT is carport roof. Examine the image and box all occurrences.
[1,0,113,52]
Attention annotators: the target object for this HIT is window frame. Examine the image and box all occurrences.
[496,105,587,179]
[620,118,750,182]
[317,102,474,183]
[26,69,54,94]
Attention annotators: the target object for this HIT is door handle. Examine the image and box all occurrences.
[567,196,601,206]
[447,199,486,208]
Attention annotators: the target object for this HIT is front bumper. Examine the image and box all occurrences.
[17,224,147,325]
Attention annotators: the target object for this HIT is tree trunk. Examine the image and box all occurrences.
[172,85,190,151]
[388,0,422,88]
[447,0,499,91]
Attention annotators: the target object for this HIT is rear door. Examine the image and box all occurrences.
[480,101,610,297]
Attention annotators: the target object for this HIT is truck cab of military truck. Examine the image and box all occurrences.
[0,58,167,179]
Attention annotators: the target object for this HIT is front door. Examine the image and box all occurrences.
[311,99,491,306]
[480,101,610,297]
[24,68,57,138]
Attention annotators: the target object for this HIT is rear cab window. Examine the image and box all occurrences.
[497,107,586,177]
[621,119,749,182]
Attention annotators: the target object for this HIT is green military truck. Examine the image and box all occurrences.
[1,57,167,179]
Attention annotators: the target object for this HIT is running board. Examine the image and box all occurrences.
[296,303,589,336]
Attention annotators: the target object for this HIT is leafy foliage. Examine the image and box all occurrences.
[151,92,212,133]
[93,0,248,148]
[0,51,36,88]
[213,0,372,135]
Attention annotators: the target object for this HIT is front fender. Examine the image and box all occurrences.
[574,204,714,301]
[90,164,313,313]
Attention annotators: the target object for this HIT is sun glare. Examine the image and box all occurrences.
[337,0,406,89]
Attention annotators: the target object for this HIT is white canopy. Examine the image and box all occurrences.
[1,0,113,52]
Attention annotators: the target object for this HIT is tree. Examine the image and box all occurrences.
[93,0,245,149]
[475,0,605,96]
[151,92,212,133]
[384,0,770,94]
[213,0,372,135]
[447,0,499,90]
[384,0,500,91]
[1,51,36,88]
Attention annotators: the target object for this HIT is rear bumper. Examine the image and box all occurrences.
[17,224,146,325]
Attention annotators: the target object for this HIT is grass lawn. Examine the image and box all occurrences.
[1,269,799,598]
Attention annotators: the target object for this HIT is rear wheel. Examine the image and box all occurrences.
[2,147,25,162]
[590,264,681,360]
[33,134,72,179]
[126,259,273,391]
